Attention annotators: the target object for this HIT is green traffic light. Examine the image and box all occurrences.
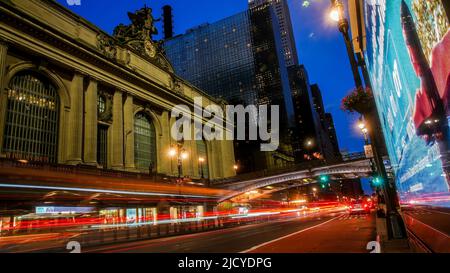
[319,175,329,183]
[373,176,383,186]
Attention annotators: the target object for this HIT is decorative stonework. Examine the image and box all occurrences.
[113,7,159,58]
[110,7,174,74]
[172,78,184,96]
[96,34,117,60]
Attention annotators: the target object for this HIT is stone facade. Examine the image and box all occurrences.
[0,0,236,180]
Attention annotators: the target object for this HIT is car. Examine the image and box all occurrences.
[348,200,371,214]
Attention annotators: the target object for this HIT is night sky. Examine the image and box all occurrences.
[57,0,365,154]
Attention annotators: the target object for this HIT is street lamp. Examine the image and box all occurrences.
[329,0,406,239]
[199,157,205,179]
[233,164,239,172]
[329,9,340,23]
[358,117,369,145]
[168,142,188,181]
[329,0,363,89]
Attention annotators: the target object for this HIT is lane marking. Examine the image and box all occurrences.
[85,216,308,253]
[240,216,340,253]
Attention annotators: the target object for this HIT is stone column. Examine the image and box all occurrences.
[111,90,124,170]
[191,138,200,179]
[0,41,8,157]
[66,72,84,165]
[213,141,224,179]
[168,115,177,176]
[207,141,217,179]
[83,78,97,165]
[159,111,171,175]
[221,140,236,178]
[123,94,135,171]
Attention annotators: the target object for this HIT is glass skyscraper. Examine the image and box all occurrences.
[164,6,294,118]
[164,13,257,106]
[248,0,299,67]
[164,4,296,172]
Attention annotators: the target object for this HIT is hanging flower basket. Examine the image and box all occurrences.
[341,87,375,114]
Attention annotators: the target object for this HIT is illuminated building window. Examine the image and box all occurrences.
[97,95,106,114]
[134,112,156,171]
[3,71,59,163]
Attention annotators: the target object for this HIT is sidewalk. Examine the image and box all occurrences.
[375,215,412,253]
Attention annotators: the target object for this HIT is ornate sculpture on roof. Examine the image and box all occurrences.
[109,6,173,72]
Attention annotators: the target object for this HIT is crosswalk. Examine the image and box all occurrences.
[406,211,432,216]
[338,214,370,221]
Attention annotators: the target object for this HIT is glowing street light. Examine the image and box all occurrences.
[168,142,188,180]
[329,9,340,22]
[358,121,366,130]
[168,148,177,158]
[198,157,205,179]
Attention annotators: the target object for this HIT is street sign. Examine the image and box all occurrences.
[364,145,374,158]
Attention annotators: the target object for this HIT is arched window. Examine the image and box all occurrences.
[2,71,59,163]
[196,140,209,179]
[134,112,156,171]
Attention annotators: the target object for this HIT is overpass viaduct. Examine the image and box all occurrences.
[214,156,373,202]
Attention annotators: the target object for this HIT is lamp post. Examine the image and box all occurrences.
[330,0,406,239]
[199,157,205,179]
[329,0,363,89]
[168,141,188,181]
[358,117,369,145]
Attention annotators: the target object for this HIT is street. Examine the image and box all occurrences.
[1,0,450,257]
[85,212,376,253]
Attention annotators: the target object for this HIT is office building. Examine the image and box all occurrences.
[248,0,299,67]
[164,4,296,172]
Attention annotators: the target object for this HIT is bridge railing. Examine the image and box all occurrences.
[0,158,207,185]
[212,153,367,186]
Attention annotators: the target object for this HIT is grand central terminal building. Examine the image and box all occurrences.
[0,0,236,223]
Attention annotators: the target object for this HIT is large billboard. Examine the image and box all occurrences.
[364,0,450,207]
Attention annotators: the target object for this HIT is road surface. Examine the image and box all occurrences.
[85,212,377,253]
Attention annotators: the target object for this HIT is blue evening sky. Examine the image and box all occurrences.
[57,0,365,154]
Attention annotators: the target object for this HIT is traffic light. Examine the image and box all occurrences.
[319,175,330,189]
[319,175,329,183]
[372,176,383,187]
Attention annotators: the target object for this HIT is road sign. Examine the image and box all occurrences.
[364,145,374,158]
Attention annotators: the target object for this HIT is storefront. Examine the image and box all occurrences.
[169,205,204,220]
